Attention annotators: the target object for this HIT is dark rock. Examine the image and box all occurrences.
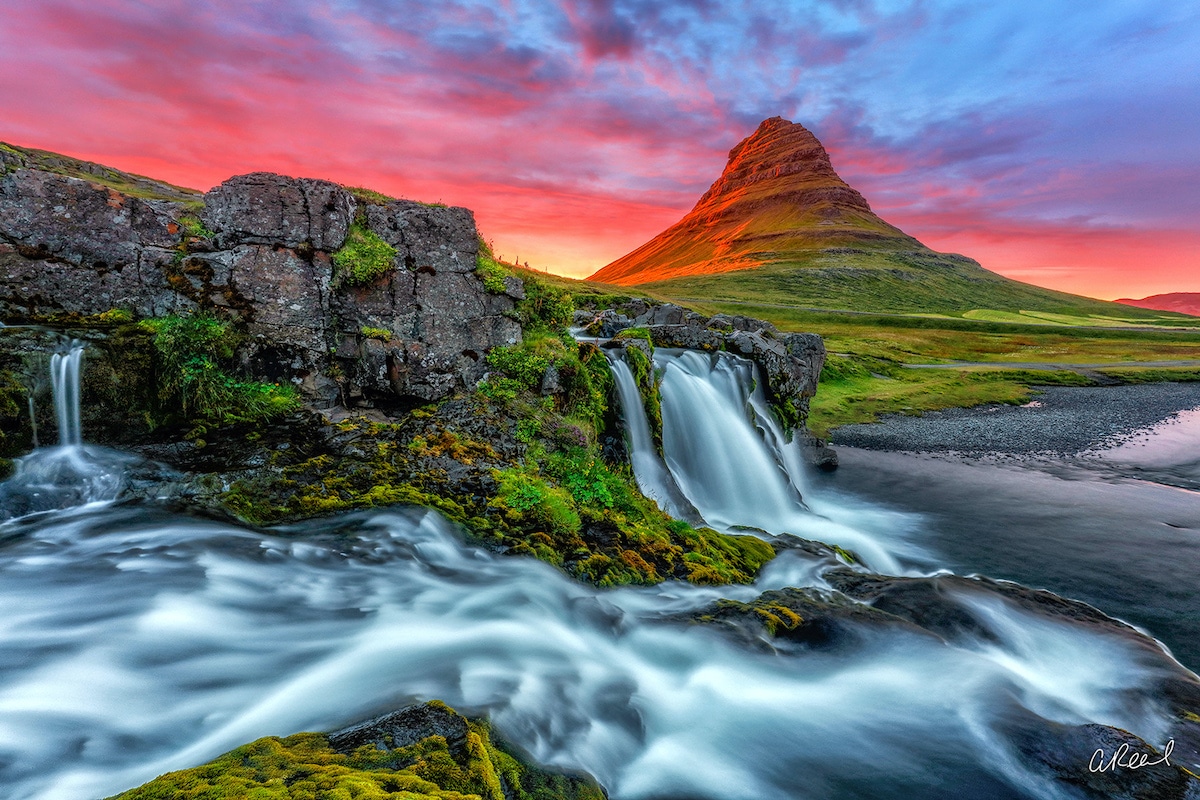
[363,200,478,274]
[1,163,521,407]
[1010,719,1200,800]
[540,363,561,395]
[202,172,355,251]
[329,702,469,754]
[579,309,632,337]
[677,586,936,652]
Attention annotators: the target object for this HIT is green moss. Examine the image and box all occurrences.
[96,308,133,324]
[475,253,511,295]
[360,326,392,341]
[0,369,29,457]
[178,215,214,239]
[345,185,396,205]
[139,314,299,427]
[622,344,662,451]
[333,224,397,286]
[107,702,605,800]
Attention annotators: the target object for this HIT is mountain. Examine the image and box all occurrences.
[588,118,1173,319]
[590,116,920,285]
[1116,293,1200,317]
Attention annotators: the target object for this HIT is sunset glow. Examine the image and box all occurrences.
[3,1,1198,299]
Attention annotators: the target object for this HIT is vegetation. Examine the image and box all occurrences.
[475,240,511,294]
[345,185,396,205]
[639,248,1200,323]
[333,224,397,286]
[0,140,202,203]
[361,326,392,341]
[108,702,605,800]
[139,314,299,432]
[178,214,214,239]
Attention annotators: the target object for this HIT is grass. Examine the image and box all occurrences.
[1,140,202,204]
[138,314,299,432]
[636,248,1200,325]
[516,268,1200,434]
[698,303,1200,434]
[333,223,397,286]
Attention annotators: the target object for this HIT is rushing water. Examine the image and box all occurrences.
[0,346,1195,799]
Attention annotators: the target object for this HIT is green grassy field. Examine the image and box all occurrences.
[663,300,1200,435]
[634,249,1200,323]
[529,266,1200,436]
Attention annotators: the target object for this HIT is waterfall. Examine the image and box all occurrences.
[615,348,924,573]
[50,341,84,445]
[606,354,702,523]
[0,340,137,519]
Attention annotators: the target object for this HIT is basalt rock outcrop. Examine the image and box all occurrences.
[0,149,521,407]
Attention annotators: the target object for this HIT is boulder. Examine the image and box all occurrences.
[202,172,355,251]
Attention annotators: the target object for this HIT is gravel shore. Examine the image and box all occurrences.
[830,381,1200,455]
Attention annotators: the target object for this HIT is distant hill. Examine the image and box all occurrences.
[589,118,1175,320]
[1116,293,1200,317]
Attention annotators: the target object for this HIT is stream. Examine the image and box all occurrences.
[0,346,1196,799]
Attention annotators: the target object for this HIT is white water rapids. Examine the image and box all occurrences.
[0,344,1186,799]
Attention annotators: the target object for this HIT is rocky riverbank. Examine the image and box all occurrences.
[831,381,1200,456]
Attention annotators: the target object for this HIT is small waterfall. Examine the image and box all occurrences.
[615,348,923,573]
[0,340,138,519]
[607,354,701,523]
[50,341,84,445]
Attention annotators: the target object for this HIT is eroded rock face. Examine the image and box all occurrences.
[0,166,520,408]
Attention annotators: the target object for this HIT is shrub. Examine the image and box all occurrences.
[139,314,299,426]
[177,215,214,239]
[333,224,397,286]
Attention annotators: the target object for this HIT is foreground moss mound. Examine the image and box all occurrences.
[109,702,605,800]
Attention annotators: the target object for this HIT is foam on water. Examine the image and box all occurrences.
[0,506,1175,800]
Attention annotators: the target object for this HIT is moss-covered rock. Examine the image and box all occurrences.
[107,701,606,800]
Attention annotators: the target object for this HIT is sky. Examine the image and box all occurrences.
[2,0,1198,300]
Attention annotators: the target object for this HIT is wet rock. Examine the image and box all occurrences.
[677,586,936,652]
[329,702,469,754]
[579,308,632,337]
[1010,719,1200,800]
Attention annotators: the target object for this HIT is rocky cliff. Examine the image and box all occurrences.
[0,146,521,408]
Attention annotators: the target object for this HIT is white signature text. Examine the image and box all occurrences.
[1089,739,1174,773]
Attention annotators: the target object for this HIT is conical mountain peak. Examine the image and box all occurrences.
[590,117,918,285]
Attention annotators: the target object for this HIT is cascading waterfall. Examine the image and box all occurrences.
[611,347,926,573]
[49,342,83,446]
[0,505,1180,800]
[606,354,702,523]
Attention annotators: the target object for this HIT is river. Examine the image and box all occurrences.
[0,347,1196,799]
